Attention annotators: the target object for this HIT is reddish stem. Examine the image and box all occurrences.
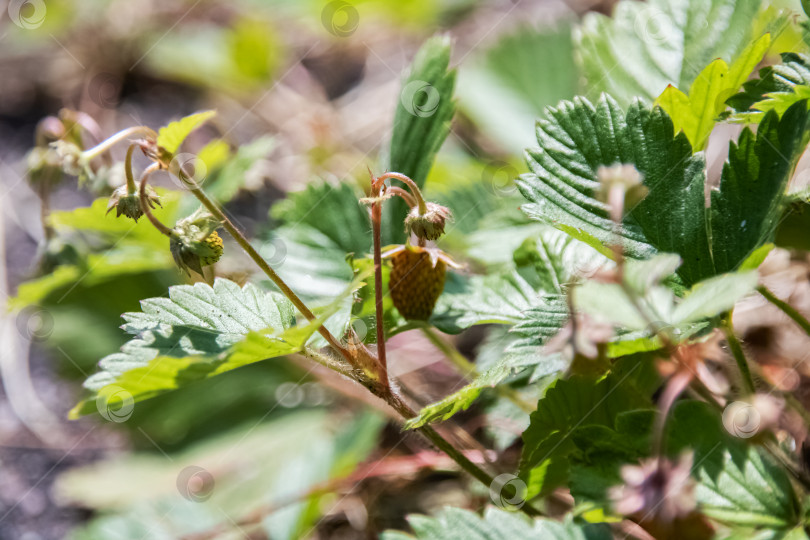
[370,178,389,387]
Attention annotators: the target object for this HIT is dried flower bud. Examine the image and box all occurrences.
[169,207,224,275]
[106,184,161,222]
[404,202,452,241]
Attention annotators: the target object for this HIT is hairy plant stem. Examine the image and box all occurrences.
[720,313,756,395]
[178,170,350,358]
[421,326,535,414]
[82,126,157,162]
[757,285,810,337]
[124,144,137,193]
[371,197,389,386]
[138,164,173,237]
[377,171,427,214]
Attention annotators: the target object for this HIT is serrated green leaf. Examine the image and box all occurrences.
[667,401,800,528]
[381,506,612,540]
[655,34,770,150]
[575,0,762,106]
[517,94,809,286]
[384,35,456,244]
[157,110,216,155]
[69,275,363,418]
[519,371,651,498]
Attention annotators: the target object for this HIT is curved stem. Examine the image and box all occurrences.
[757,285,810,337]
[385,186,417,208]
[82,126,157,162]
[139,164,173,237]
[124,144,137,194]
[377,172,427,214]
[176,169,350,358]
[721,313,755,395]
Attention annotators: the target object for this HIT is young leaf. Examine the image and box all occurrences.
[727,52,810,113]
[381,506,612,540]
[384,35,457,244]
[157,110,217,155]
[575,0,762,106]
[655,34,770,150]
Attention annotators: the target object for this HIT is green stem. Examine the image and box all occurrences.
[124,144,137,194]
[721,313,756,395]
[139,164,173,237]
[178,170,350,359]
[757,285,810,337]
[82,126,157,162]
[421,327,535,414]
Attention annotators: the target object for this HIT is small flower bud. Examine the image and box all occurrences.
[169,207,224,275]
[404,202,452,241]
[106,184,161,222]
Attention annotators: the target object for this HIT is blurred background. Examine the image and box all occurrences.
[1,0,808,538]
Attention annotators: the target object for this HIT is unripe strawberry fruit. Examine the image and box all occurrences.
[389,246,446,320]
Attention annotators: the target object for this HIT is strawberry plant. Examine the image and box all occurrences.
[12,0,810,538]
